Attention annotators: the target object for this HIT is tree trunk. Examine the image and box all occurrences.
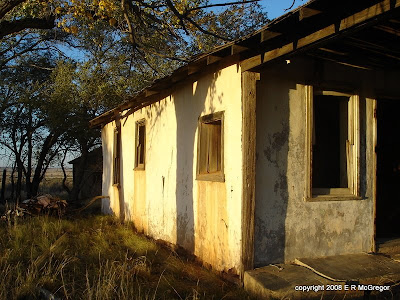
[1,169,6,204]
[61,150,71,195]
[16,163,22,204]
[10,164,15,201]
[29,133,59,198]
[26,110,33,198]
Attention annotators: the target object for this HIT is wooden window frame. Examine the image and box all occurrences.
[305,87,360,201]
[196,111,225,182]
[134,119,146,170]
[113,125,121,186]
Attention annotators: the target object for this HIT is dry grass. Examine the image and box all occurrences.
[0,214,251,300]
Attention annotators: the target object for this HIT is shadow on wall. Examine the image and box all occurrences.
[254,76,294,266]
[116,119,125,221]
[102,124,113,214]
[174,71,223,253]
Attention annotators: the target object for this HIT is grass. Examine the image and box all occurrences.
[0,214,252,300]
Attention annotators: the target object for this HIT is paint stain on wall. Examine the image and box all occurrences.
[133,170,147,233]
[263,123,289,167]
[196,181,229,271]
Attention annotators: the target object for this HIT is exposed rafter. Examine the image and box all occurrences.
[90,0,400,128]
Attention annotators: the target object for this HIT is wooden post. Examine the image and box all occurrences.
[1,169,6,204]
[241,71,259,279]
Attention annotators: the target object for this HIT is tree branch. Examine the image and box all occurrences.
[0,0,26,19]
[185,0,260,13]
[0,38,43,68]
[284,0,297,11]
[184,15,232,41]
[61,148,71,195]
[164,0,231,41]
[121,0,137,46]
[164,0,189,35]
[0,16,55,39]
[0,32,29,56]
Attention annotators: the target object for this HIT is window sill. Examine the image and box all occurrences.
[304,195,364,202]
[196,172,225,182]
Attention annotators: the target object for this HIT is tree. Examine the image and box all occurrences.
[0,54,64,200]
[0,0,54,39]
[50,59,123,201]
[0,0,269,201]
[1,0,267,65]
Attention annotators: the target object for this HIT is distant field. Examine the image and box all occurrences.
[0,168,73,183]
[0,168,73,200]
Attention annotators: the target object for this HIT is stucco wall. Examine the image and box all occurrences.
[101,63,243,273]
[254,56,400,266]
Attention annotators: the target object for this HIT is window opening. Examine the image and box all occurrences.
[135,120,146,170]
[197,112,224,182]
[313,95,349,189]
[113,125,121,185]
[305,87,359,200]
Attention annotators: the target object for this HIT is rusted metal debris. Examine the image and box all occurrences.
[21,194,67,215]
[1,195,67,220]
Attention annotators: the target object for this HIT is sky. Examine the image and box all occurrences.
[0,0,305,168]
[260,0,304,19]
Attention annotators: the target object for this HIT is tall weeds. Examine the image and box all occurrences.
[0,215,249,300]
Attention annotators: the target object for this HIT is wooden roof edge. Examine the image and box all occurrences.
[89,54,241,128]
[90,0,396,128]
[241,0,400,72]
[88,1,319,128]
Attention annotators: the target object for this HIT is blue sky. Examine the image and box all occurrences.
[0,0,305,168]
[260,0,304,19]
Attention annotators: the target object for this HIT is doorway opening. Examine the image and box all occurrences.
[376,98,400,239]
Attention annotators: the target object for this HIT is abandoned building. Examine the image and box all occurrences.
[90,0,400,282]
[69,147,102,200]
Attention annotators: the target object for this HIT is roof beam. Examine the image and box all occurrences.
[308,53,374,70]
[343,38,400,61]
[346,36,400,53]
[188,57,209,74]
[297,24,336,49]
[374,24,400,36]
[260,30,281,43]
[188,65,201,75]
[145,90,158,97]
[170,69,188,83]
[231,44,248,55]
[318,47,348,56]
[207,55,221,65]
[299,7,322,21]
[241,0,400,72]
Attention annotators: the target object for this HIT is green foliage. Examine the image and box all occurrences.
[0,215,252,299]
[1,0,268,70]
[0,0,268,199]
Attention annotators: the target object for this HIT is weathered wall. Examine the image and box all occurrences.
[102,122,116,215]
[254,56,400,266]
[101,63,243,273]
